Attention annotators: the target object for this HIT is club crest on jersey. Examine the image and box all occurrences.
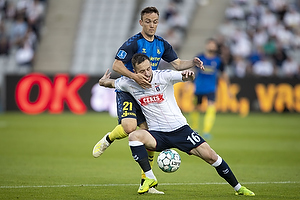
[157,48,161,54]
[117,50,127,59]
[142,48,146,53]
[139,94,164,106]
[155,85,160,92]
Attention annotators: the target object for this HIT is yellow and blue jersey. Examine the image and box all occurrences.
[194,53,224,94]
[115,32,178,72]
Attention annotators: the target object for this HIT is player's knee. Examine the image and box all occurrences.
[128,130,140,141]
[122,124,137,134]
[121,120,137,134]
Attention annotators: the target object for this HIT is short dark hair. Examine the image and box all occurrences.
[140,7,159,20]
[131,53,150,69]
[206,38,217,44]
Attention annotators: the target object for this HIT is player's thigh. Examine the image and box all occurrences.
[116,91,145,133]
[141,130,157,150]
[206,92,216,105]
[129,130,157,150]
[190,142,218,165]
[195,92,216,105]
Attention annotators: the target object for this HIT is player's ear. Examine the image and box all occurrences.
[139,19,143,26]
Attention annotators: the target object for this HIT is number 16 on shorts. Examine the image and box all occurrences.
[187,131,203,146]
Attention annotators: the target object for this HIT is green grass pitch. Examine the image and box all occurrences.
[0,112,299,200]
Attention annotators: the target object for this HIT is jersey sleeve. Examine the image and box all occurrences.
[115,35,138,64]
[158,70,182,85]
[115,77,130,92]
[161,39,178,63]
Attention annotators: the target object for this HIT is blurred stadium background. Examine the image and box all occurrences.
[0,0,300,115]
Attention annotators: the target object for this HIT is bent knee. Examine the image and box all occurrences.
[123,126,136,134]
[121,120,137,134]
[128,130,143,141]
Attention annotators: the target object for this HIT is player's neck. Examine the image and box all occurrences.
[141,31,155,42]
[204,52,216,58]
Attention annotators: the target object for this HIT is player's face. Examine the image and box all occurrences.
[139,12,159,39]
[206,41,218,54]
[135,60,153,82]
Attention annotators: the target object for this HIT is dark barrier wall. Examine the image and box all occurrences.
[5,73,300,114]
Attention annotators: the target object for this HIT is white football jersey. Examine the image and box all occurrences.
[115,70,188,132]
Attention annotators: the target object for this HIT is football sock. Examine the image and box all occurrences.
[203,105,216,133]
[129,141,151,173]
[145,169,156,180]
[141,150,155,180]
[189,111,200,131]
[107,125,128,143]
[212,155,239,188]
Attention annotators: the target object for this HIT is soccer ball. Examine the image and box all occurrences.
[157,149,181,173]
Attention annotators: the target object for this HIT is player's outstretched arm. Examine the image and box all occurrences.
[181,70,195,82]
[170,57,204,71]
[99,69,115,88]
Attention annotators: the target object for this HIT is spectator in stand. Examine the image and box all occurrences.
[218,19,236,38]
[263,36,277,56]
[0,0,7,15]
[15,34,34,70]
[0,0,47,73]
[272,46,287,69]
[283,6,300,29]
[268,0,288,20]
[252,55,275,77]
[26,0,45,40]
[9,13,27,46]
[0,22,9,56]
[230,29,251,58]
[292,30,300,49]
[164,28,182,52]
[218,0,300,78]
[167,10,188,33]
[281,55,299,78]
[3,1,16,21]
[260,8,277,29]
[225,2,245,22]
[248,47,263,66]
[163,1,177,21]
[233,55,249,78]
[253,27,269,49]
[275,25,293,50]
[15,26,36,69]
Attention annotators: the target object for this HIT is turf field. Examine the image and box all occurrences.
[0,112,299,200]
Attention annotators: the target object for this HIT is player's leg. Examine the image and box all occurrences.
[202,93,216,139]
[136,122,163,194]
[139,122,155,179]
[128,129,158,194]
[190,143,255,196]
[92,91,138,157]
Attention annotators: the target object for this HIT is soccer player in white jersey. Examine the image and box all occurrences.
[99,53,255,196]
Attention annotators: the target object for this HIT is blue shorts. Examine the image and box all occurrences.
[195,92,215,104]
[148,125,206,154]
[116,91,146,126]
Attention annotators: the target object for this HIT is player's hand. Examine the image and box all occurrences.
[133,73,151,89]
[193,57,204,71]
[99,69,111,86]
[181,70,195,81]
